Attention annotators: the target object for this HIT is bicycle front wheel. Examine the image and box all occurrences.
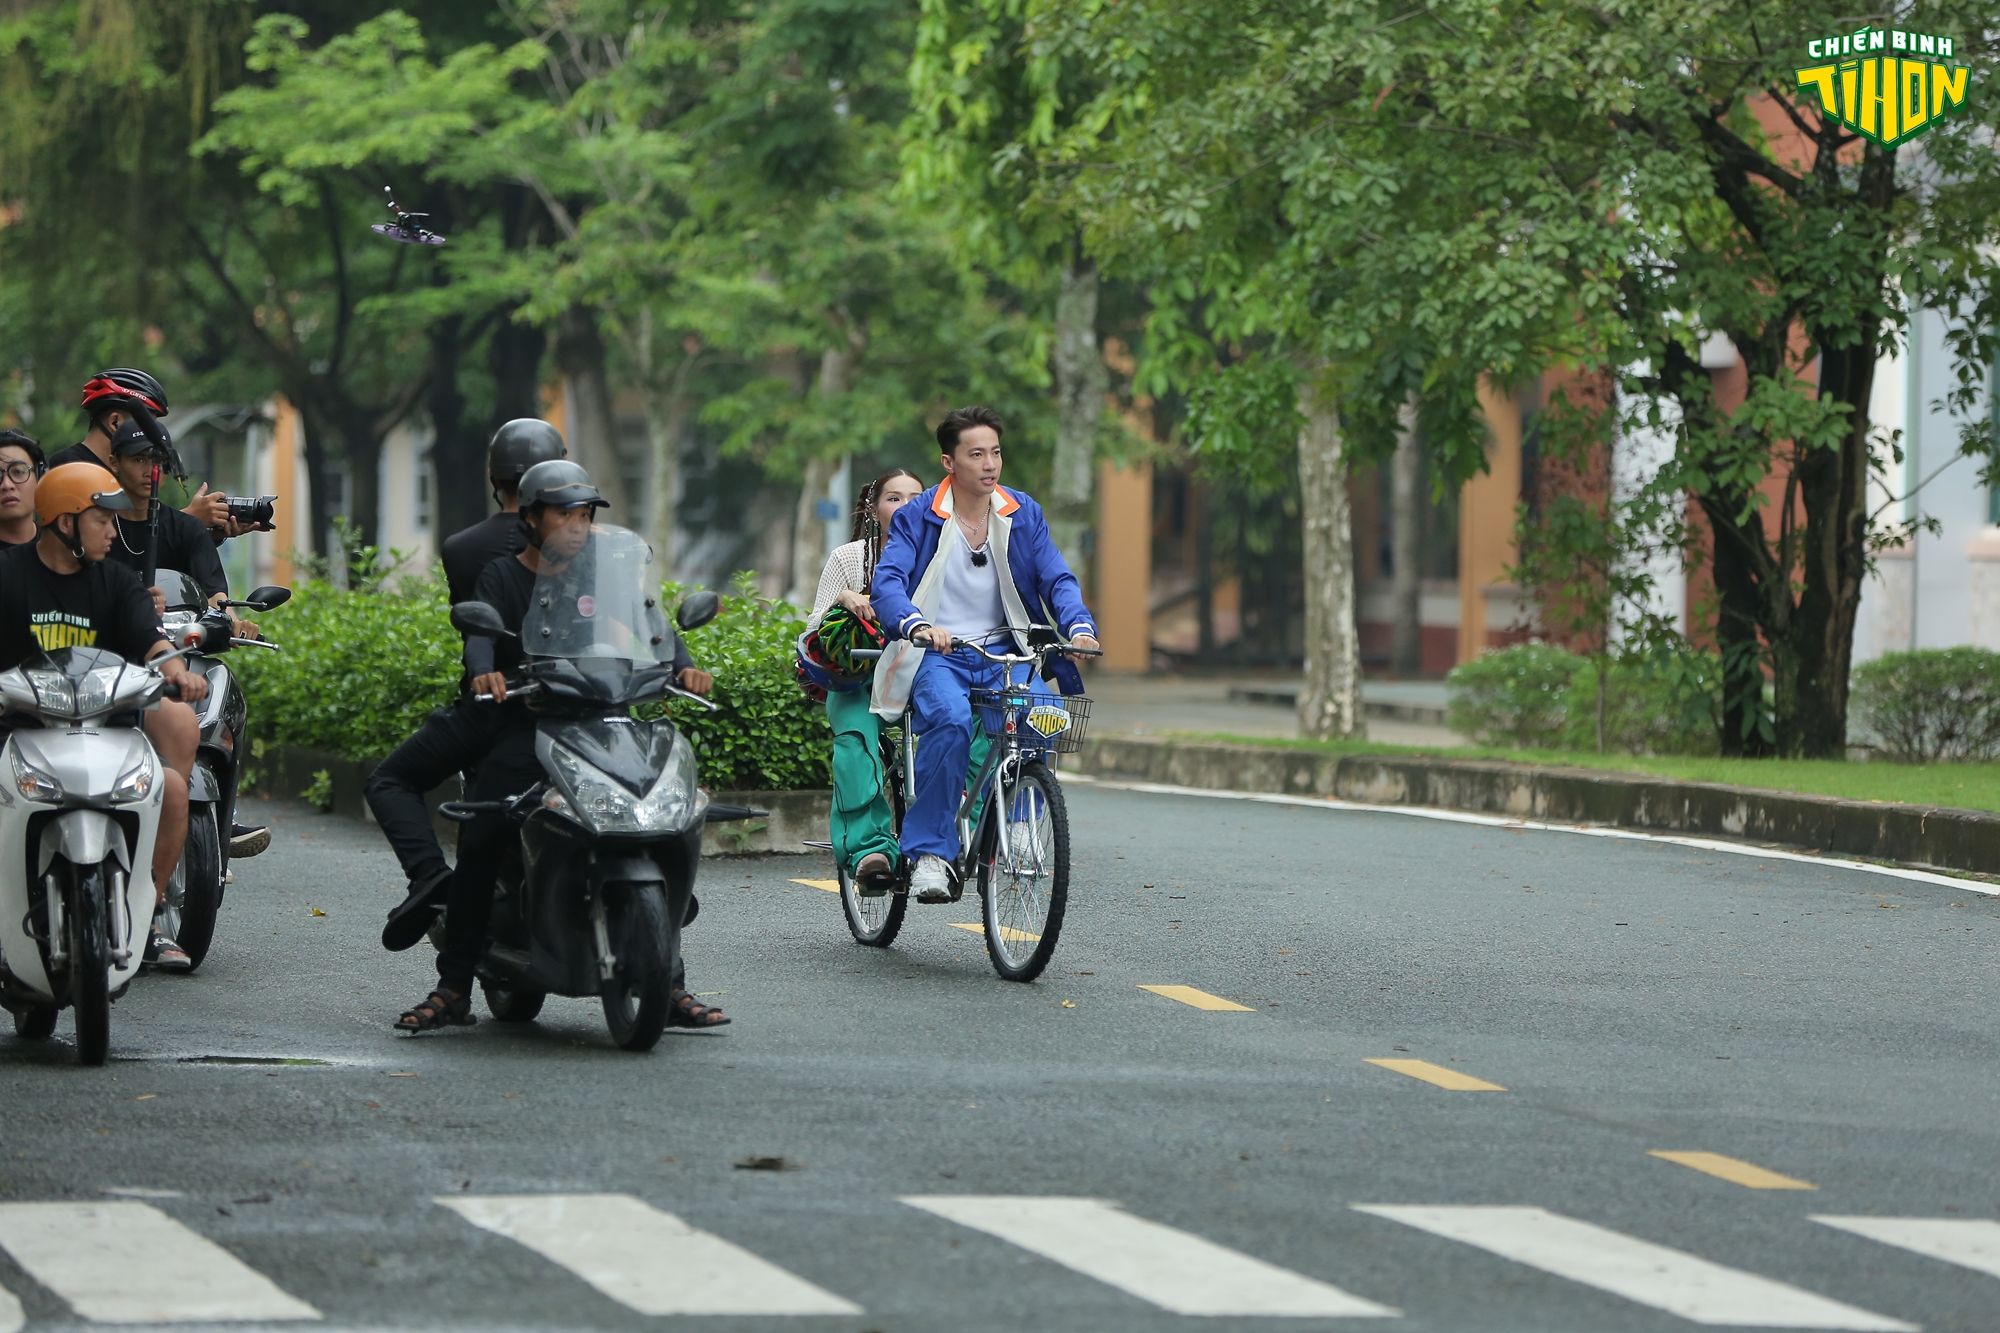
[977,760,1068,982]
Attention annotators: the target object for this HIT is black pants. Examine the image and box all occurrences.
[439,719,543,993]
[364,699,493,886]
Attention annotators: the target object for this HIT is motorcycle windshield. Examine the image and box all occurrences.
[521,525,677,666]
[153,570,205,614]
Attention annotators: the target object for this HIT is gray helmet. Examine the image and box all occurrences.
[518,459,607,512]
[487,418,567,485]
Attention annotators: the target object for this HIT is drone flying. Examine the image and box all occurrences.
[369,186,447,247]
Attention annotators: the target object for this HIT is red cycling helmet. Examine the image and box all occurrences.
[79,368,169,419]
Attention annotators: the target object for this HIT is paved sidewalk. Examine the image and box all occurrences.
[1085,672,1461,747]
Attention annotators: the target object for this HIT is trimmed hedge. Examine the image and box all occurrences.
[1851,647,2000,762]
[1446,642,1719,756]
[236,573,831,791]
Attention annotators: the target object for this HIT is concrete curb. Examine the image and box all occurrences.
[1076,735,2000,878]
[253,745,828,857]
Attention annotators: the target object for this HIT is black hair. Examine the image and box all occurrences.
[0,429,43,471]
[935,405,1004,455]
[850,467,922,585]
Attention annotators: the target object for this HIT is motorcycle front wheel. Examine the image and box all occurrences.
[599,883,675,1052]
[169,803,224,970]
[67,864,112,1066]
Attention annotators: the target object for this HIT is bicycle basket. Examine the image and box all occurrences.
[969,688,1093,754]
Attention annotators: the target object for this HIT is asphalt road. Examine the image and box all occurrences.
[2,781,1996,1333]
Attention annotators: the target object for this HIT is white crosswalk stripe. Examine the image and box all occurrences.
[0,1200,321,1324]
[1355,1205,1915,1331]
[1816,1216,2000,1281]
[437,1193,862,1317]
[0,1279,21,1333]
[903,1195,1397,1318]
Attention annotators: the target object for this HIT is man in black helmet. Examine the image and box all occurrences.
[439,418,567,605]
[366,421,575,949]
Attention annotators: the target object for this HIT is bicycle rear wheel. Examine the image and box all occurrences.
[839,737,908,948]
[977,761,1068,982]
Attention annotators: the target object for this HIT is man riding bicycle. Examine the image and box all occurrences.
[869,406,1099,903]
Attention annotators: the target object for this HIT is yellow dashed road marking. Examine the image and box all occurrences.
[1365,1059,1507,1092]
[1138,985,1254,1012]
[790,878,840,894]
[948,922,1042,943]
[1649,1151,1816,1190]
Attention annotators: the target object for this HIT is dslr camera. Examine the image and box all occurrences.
[225,495,278,530]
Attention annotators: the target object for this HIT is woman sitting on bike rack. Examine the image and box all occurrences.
[869,407,1100,904]
[801,468,923,893]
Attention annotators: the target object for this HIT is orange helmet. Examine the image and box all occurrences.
[36,462,134,526]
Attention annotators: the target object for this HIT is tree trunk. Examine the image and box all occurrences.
[1294,370,1364,740]
[426,315,478,536]
[338,408,384,557]
[485,313,548,452]
[1048,250,1105,559]
[640,389,686,575]
[1389,394,1423,677]
[788,333,864,605]
[294,398,335,564]
[554,305,622,496]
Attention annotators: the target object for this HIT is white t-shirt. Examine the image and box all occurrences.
[929,524,1006,639]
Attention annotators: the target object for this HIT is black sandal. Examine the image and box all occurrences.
[668,989,730,1028]
[854,854,894,898]
[395,987,474,1033]
[144,929,193,974]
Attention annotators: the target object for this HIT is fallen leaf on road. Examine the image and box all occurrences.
[733,1155,798,1172]
[387,1071,418,1078]
[308,907,326,918]
[133,1093,156,1102]
[1060,999,1076,1009]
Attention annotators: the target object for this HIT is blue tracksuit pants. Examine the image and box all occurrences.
[900,649,1006,860]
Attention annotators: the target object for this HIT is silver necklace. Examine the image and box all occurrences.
[116,513,146,556]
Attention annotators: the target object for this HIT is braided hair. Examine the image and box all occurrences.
[850,467,920,586]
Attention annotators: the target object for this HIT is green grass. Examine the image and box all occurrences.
[1163,732,2000,814]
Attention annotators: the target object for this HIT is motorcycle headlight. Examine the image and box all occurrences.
[548,736,699,835]
[73,666,123,719]
[13,751,62,803]
[25,668,75,718]
[110,755,156,804]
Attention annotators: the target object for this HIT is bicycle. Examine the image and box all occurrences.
[820,625,1098,982]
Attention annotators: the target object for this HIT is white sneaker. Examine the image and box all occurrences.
[910,855,953,903]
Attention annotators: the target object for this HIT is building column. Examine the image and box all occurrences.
[1457,378,1522,664]
[1093,457,1153,672]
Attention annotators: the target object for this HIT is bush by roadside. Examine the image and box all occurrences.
[1446,643,1718,755]
[1851,647,2000,762]
[236,572,830,791]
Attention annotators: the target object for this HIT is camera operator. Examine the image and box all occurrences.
[54,370,270,544]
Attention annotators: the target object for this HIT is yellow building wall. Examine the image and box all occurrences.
[1457,378,1523,664]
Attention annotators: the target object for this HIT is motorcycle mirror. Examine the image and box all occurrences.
[246,585,292,610]
[676,591,721,632]
[450,600,514,638]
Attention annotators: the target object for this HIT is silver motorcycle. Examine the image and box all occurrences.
[0,647,184,1064]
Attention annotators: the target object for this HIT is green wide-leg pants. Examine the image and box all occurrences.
[826,688,901,872]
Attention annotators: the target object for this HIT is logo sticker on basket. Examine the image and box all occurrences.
[1025,703,1072,739]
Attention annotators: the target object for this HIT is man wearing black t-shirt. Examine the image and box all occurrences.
[0,464,211,970]
[99,428,230,603]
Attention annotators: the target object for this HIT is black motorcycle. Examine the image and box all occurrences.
[152,571,290,969]
[443,524,721,1052]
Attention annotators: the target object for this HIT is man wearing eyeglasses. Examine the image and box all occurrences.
[0,430,44,549]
